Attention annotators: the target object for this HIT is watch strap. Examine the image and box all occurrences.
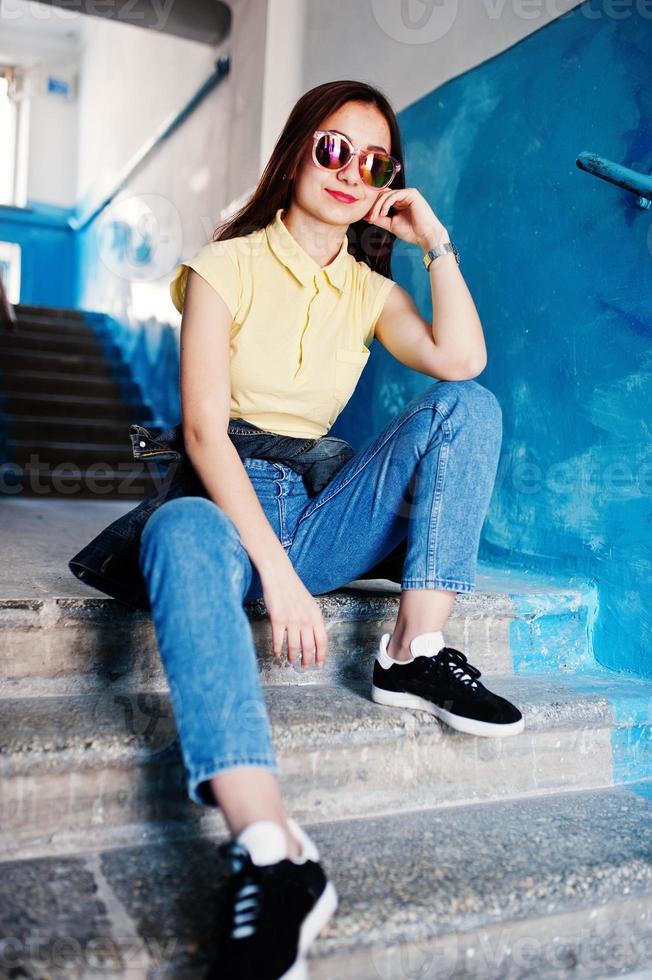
[423,241,460,270]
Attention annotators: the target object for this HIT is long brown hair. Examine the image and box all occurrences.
[212,80,405,279]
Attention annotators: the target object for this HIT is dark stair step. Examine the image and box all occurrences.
[0,460,163,500]
[0,330,121,360]
[3,415,134,444]
[9,318,99,339]
[1,392,155,422]
[9,439,138,467]
[1,370,139,400]
[14,304,85,322]
[0,348,130,379]
[0,331,118,358]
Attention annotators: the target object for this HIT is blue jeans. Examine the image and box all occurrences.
[138,380,502,808]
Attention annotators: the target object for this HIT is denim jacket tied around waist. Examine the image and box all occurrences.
[68,417,389,612]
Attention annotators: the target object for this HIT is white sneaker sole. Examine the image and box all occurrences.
[280,879,338,979]
[371,685,525,737]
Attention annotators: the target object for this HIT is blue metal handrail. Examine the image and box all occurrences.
[69,55,230,232]
[576,151,652,210]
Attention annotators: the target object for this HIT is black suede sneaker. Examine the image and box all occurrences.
[206,818,337,980]
[371,629,525,737]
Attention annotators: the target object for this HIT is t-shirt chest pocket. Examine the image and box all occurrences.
[334,347,370,406]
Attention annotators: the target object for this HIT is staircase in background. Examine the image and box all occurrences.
[1,550,652,978]
[0,304,166,500]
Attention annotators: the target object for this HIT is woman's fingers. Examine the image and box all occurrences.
[286,623,301,665]
[264,575,329,670]
[271,621,284,657]
[297,626,313,669]
[313,620,328,667]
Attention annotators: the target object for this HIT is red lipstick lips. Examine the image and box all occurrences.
[326,188,357,203]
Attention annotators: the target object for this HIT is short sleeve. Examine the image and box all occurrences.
[362,268,396,347]
[169,240,241,320]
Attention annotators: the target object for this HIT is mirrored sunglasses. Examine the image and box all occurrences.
[312,130,402,190]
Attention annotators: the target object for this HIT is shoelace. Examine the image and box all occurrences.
[218,840,265,941]
[426,646,482,690]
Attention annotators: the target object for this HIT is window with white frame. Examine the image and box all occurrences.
[0,68,18,206]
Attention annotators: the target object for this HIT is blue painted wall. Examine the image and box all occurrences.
[0,202,76,307]
[336,0,651,677]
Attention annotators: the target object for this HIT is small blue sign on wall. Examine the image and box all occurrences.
[47,76,71,98]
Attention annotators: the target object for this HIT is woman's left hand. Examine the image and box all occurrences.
[363,187,448,249]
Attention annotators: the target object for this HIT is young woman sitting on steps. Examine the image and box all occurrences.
[139,78,524,980]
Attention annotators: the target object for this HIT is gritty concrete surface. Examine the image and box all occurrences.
[0,496,134,599]
[4,671,652,861]
[3,498,640,979]
[306,781,652,978]
[0,852,127,978]
[0,496,595,601]
[2,671,649,759]
[1,504,650,978]
[2,781,652,979]
[0,593,525,689]
[0,499,598,693]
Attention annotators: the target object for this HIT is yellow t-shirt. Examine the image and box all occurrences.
[169,206,396,439]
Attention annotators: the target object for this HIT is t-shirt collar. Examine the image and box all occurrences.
[265,207,349,291]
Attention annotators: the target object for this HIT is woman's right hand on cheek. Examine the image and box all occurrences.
[260,561,328,671]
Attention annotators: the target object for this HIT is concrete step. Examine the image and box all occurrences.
[1,391,154,422]
[307,783,652,979]
[0,495,598,681]
[1,781,652,978]
[1,347,130,378]
[1,371,138,400]
[3,415,133,445]
[2,670,651,860]
[0,573,597,685]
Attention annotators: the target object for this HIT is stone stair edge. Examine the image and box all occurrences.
[8,439,139,454]
[0,366,130,383]
[303,781,652,964]
[2,672,651,770]
[0,575,596,618]
[1,415,167,431]
[14,303,86,316]
[310,884,652,979]
[2,780,652,978]
[1,391,152,409]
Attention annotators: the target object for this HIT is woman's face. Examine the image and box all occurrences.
[291,101,393,226]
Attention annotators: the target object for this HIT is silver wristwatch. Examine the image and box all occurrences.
[423,240,460,271]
